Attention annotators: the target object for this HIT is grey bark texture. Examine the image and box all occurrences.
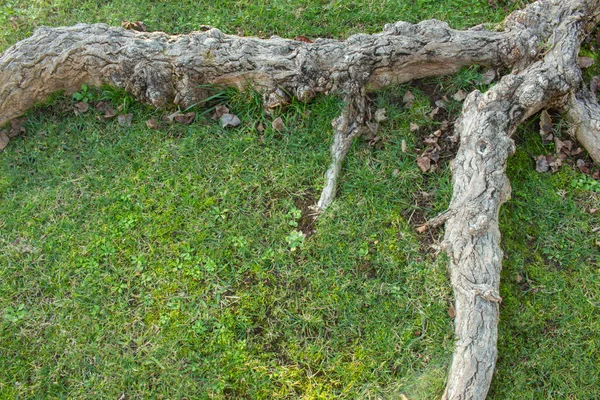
[1,0,599,398]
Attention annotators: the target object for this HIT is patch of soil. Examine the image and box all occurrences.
[293,190,317,237]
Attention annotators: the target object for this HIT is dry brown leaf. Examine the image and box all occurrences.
[416,225,428,234]
[453,89,467,102]
[428,151,440,162]
[409,123,420,132]
[146,118,161,130]
[435,99,447,109]
[424,136,439,146]
[374,108,387,123]
[591,75,600,94]
[403,90,415,107]
[539,110,553,142]
[535,155,549,172]
[554,137,566,154]
[401,139,407,153]
[0,130,9,151]
[174,111,196,125]
[429,107,440,119]
[9,118,26,138]
[547,154,562,172]
[416,156,431,172]
[448,304,456,318]
[481,69,496,85]
[571,147,583,157]
[272,117,285,131]
[256,122,265,133]
[220,113,241,128]
[577,159,591,174]
[212,104,229,120]
[118,113,133,127]
[95,101,109,112]
[294,35,314,43]
[578,56,595,69]
[74,101,89,114]
[588,208,599,214]
[516,273,523,283]
[121,21,147,31]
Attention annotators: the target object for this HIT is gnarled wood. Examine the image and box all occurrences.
[1,0,600,398]
[565,88,600,164]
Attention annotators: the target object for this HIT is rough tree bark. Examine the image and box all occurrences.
[1,0,599,398]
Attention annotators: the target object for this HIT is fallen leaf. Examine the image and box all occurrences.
[429,107,440,119]
[448,304,456,318]
[440,120,450,131]
[453,89,467,102]
[103,107,117,119]
[212,104,229,120]
[516,273,523,283]
[554,137,566,154]
[416,225,428,234]
[481,69,496,85]
[589,208,599,214]
[368,136,381,146]
[220,113,241,128]
[547,154,562,172]
[95,101,109,112]
[577,158,591,174]
[256,122,265,133]
[427,150,440,162]
[173,111,196,125]
[118,113,133,127]
[392,168,400,176]
[294,35,314,43]
[9,118,26,138]
[578,56,595,69]
[403,90,415,107]
[535,155,549,172]
[424,136,439,146]
[74,101,89,114]
[409,123,420,132]
[416,156,431,172]
[435,99,447,109]
[122,21,147,31]
[400,394,409,400]
[0,130,9,151]
[374,108,387,123]
[593,170,600,180]
[271,117,285,131]
[539,110,553,142]
[591,75,600,94]
[401,139,407,153]
[366,122,379,134]
[146,118,161,129]
[571,147,583,157]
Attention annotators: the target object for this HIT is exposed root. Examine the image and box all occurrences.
[564,87,600,164]
[316,96,367,211]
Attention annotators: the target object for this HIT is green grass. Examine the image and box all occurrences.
[1,1,599,399]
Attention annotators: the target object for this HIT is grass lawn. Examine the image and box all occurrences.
[1,0,599,398]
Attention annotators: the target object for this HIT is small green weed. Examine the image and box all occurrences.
[571,173,600,193]
[71,83,93,103]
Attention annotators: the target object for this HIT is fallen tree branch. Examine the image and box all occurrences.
[1,1,600,398]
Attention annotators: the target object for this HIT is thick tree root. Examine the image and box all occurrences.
[564,87,600,164]
[317,96,366,211]
[441,2,600,398]
[1,1,600,398]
